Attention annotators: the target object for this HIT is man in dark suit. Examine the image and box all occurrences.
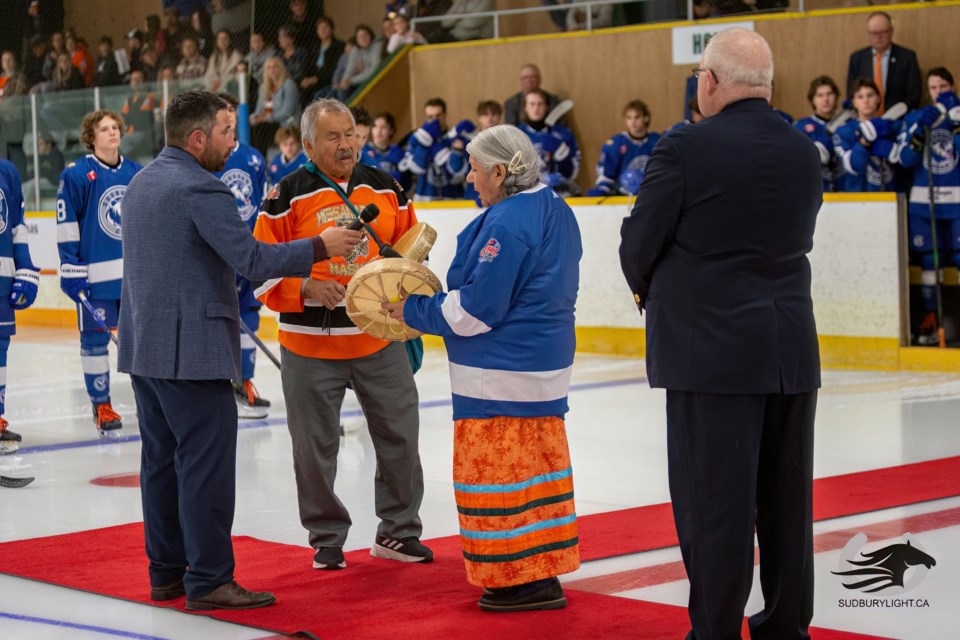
[503,63,560,126]
[119,90,360,610]
[620,28,822,640]
[846,11,921,112]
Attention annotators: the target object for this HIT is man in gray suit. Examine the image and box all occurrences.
[119,90,360,610]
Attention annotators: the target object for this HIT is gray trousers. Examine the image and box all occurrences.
[281,342,424,549]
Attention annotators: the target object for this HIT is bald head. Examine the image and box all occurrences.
[698,28,773,116]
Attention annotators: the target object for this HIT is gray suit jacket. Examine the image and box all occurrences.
[118,146,315,381]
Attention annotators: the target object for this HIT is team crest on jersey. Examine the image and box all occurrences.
[98,185,126,240]
[87,170,97,182]
[866,161,894,188]
[924,128,958,175]
[221,169,256,221]
[317,203,369,265]
[626,154,651,174]
[804,123,816,133]
[0,189,7,235]
[479,238,500,263]
[265,183,281,201]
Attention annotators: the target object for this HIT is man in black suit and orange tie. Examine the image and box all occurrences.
[846,11,921,113]
[620,28,822,640]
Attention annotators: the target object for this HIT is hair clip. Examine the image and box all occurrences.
[507,150,529,175]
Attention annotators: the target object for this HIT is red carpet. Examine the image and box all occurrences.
[0,523,887,639]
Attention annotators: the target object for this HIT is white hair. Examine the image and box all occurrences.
[465,125,541,197]
[702,28,774,90]
[301,98,354,147]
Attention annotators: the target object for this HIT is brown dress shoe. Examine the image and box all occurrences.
[185,580,276,611]
[150,579,185,601]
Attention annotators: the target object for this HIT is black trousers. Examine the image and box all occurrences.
[131,375,238,600]
[666,389,817,640]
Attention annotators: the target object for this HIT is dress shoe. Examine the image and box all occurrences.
[150,579,185,601]
[185,580,276,611]
[478,577,567,612]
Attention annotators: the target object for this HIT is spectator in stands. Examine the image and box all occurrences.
[121,69,159,158]
[334,25,381,101]
[300,16,343,108]
[315,37,352,101]
[375,15,395,56]
[162,0,205,22]
[795,75,845,193]
[587,99,660,197]
[250,56,300,155]
[268,124,307,184]
[351,105,373,150]
[667,97,704,134]
[175,36,207,81]
[24,36,48,88]
[159,64,177,84]
[93,37,122,87]
[360,111,404,184]
[144,14,167,61]
[504,63,560,126]
[42,31,65,80]
[22,0,64,52]
[287,0,320,52]
[442,0,495,42]
[387,13,426,54]
[191,10,215,58]
[566,4,613,31]
[834,77,899,193]
[35,131,64,184]
[399,97,468,200]
[415,0,453,43]
[277,24,308,85]
[139,46,160,82]
[205,29,243,92]
[846,11,921,113]
[246,32,275,98]
[519,88,581,196]
[0,52,19,99]
[66,32,94,86]
[125,30,144,76]
[51,50,83,91]
[161,9,184,66]
[209,0,252,46]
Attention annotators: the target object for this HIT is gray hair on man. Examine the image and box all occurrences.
[301,98,355,147]
[466,125,541,197]
[702,28,774,91]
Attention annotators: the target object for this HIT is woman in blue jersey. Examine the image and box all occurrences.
[384,125,583,612]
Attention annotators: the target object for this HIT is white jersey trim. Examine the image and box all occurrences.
[254,278,282,298]
[0,257,15,278]
[441,290,491,337]
[12,224,29,245]
[88,258,123,284]
[81,354,110,375]
[57,222,81,243]
[279,322,364,336]
[448,362,573,403]
[910,186,960,204]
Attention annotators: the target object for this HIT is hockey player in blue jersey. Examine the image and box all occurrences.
[360,112,405,184]
[666,97,704,136]
[834,78,901,192]
[587,100,660,197]
[896,67,960,344]
[0,160,40,454]
[57,110,142,439]
[399,98,469,200]
[268,125,307,185]
[463,100,503,205]
[519,89,581,197]
[215,94,270,415]
[795,75,846,193]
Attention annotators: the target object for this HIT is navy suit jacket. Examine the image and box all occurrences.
[846,43,922,111]
[619,98,822,395]
[118,146,315,381]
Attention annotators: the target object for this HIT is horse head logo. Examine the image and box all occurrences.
[833,533,936,594]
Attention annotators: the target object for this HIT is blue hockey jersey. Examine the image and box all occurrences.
[833,119,898,192]
[360,142,404,183]
[57,154,142,299]
[897,109,960,220]
[592,131,660,195]
[0,160,38,305]
[214,142,267,231]
[518,122,581,197]
[404,183,582,419]
[400,131,468,200]
[268,149,307,185]
[795,115,846,193]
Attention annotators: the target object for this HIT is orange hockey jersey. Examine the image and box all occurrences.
[253,163,417,360]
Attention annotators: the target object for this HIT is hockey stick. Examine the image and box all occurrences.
[923,126,947,348]
[883,101,908,122]
[239,318,281,369]
[545,99,574,127]
[0,475,34,488]
[77,292,118,346]
[826,109,856,135]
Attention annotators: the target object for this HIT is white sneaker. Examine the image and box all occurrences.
[237,402,269,420]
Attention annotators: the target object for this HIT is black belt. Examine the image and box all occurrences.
[279,305,357,330]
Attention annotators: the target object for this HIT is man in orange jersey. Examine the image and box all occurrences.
[253,99,432,571]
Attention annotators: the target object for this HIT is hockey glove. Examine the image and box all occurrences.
[814,141,832,166]
[59,263,90,303]
[917,104,946,129]
[859,117,897,142]
[869,138,897,162]
[9,268,39,310]
[412,118,443,147]
[450,119,476,143]
[543,172,566,188]
[936,91,960,113]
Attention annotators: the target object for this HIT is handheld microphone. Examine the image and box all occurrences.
[346,204,379,231]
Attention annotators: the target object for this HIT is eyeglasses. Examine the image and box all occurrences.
[691,67,717,83]
[867,29,892,37]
